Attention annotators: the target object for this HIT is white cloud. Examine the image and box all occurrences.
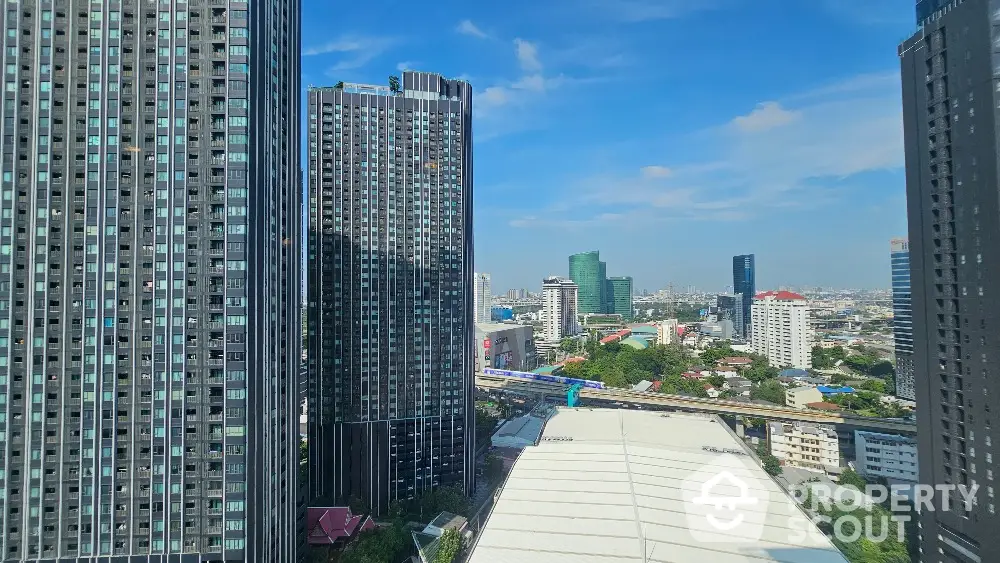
[581,0,722,22]
[305,35,396,73]
[730,102,800,133]
[506,70,904,226]
[640,165,672,178]
[514,38,542,72]
[396,61,416,72]
[456,19,488,38]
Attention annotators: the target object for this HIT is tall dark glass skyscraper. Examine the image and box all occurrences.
[307,71,475,516]
[890,238,914,400]
[732,254,755,340]
[900,0,1000,560]
[606,276,633,321]
[0,0,302,561]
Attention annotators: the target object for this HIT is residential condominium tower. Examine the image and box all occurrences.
[542,277,578,342]
[307,72,475,516]
[750,291,811,369]
[890,238,914,400]
[473,272,491,324]
[732,254,755,339]
[900,0,1000,559]
[0,0,303,561]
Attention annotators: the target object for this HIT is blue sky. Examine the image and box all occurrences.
[301,0,915,293]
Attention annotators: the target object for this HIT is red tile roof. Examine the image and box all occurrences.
[651,381,662,390]
[717,356,753,366]
[600,329,631,344]
[682,371,704,379]
[305,507,375,545]
[755,290,806,300]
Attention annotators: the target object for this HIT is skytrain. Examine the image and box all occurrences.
[482,368,607,389]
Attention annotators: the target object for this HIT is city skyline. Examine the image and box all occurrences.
[302,0,911,292]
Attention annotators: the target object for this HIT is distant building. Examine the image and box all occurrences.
[733,254,756,338]
[569,251,607,314]
[717,293,745,339]
[607,276,635,321]
[656,319,679,345]
[491,306,514,322]
[855,431,919,487]
[474,272,493,323]
[506,288,518,300]
[769,421,840,473]
[890,238,914,400]
[699,320,734,340]
[542,276,579,342]
[786,386,824,409]
[475,323,537,372]
[751,291,812,369]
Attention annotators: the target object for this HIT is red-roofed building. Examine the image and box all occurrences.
[651,380,662,391]
[600,329,631,345]
[681,371,704,379]
[305,507,375,546]
[716,356,753,368]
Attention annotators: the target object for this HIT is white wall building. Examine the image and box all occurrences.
[473,272,492,324]
[786,386,824,409]
[769,421,840,473]
[751,290,812,369]
[542,276,579,342]
[855,431,919,485]
[656,319,679,345]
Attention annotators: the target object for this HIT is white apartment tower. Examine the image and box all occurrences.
[474,273,492,323]
[751,290,812,369]
[542,276,579,342]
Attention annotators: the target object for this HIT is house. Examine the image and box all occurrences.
[305,507,375,546]
[717,356,754,368]
[786,386,824,409]
[704,383,721,398]
[681,371,704,379]
[806,401,843,411]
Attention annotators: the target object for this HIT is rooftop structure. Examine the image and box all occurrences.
[468,408,850,563]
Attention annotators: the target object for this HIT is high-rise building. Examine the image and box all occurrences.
[542,277,579,342]
[900,2,1000,559]
[306,71,475,516]
[750,291,811,369]
[505,288,518,300]
[716,293,745,340]
[0,1,302,561]
[732,254,756,338]
[474,273,492,323]
[890,238,914,400]
[606,276,634,321]
[568,251,606,314]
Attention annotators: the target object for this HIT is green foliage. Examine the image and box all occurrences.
[827,391,910,418]
[858,379,887,394]
[434,529,463,563]
[475,404,499,445]
[755,442,782,475]
[803,481,913,563]
[340,521,412,563]
[388,75,401,93]
[750,379,787,405]
[558,338,582,354]
[706,373,727,389]
[698,342,737,365]
[556,342,693,390]
[812,345,848,369]
[484,454,504,485]
[419,485,470,518]
[334,81,344,89]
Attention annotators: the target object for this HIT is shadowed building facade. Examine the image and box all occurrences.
[307,72,475,516]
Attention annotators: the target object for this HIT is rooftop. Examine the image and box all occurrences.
[468,408,849,563]
[476,322,529,333]
[755,290,807,301]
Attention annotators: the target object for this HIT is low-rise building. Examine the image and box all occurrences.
[656,318,679,345]
[769,421,841,473]
[855,431,919,486]
[476,323,537,372]
[786,386,824,409]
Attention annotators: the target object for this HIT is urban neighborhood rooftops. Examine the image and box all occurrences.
[755,290,807,300]
[468,408,849,563]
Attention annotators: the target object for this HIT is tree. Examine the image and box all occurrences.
[859,379,887,394]
[750,380,786,405]
[761,455,782,476]
[484,454,504,485]
[602,365,629,388]
[707,373,727,389]
[340,521,412,563]
[388,75,401,93]
[434,529,463,563]
[334,81,344,89]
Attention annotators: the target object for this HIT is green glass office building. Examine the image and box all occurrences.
[607,277,634,321]
[568,251,606,314]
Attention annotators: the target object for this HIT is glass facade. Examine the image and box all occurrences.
[606,277,634,321]
[568,251,606,314]
[732,254,755,340]
[0,0,302,560]
[890,239,914,400]
[307,71,475,516]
